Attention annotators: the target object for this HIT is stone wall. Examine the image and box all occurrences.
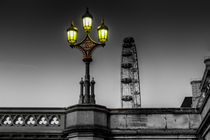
[191,80,202,108]
[109,108,200,139]
[0,103,208,140]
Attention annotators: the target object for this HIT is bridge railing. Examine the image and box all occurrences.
[0,108,65,133]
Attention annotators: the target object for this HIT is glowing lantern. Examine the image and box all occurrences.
[67,21,78,44]
[82,8,93,31]
[97,19,108,43]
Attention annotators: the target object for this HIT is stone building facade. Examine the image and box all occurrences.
[191,80,202,108]
[0,58,210,140]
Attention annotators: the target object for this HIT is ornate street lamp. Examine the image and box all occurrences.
[66,8,109,104]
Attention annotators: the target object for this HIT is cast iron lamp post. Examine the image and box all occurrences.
[66,8,109,104]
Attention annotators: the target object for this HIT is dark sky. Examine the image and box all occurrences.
[0,0,209,108]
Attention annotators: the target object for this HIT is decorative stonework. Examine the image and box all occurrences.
[0,114,60,127]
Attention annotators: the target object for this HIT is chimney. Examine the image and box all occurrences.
[191,80,201,108]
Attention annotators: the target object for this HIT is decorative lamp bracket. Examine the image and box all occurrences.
[69,33,105,60]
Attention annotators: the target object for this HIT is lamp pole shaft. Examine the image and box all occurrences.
[79,78,84,104]
[83,58,92,103]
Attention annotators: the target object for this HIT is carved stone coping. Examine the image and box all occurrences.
[109,108,200,115]
[111,129,197,135]
[66,104,109,114]
[0,107,66,113]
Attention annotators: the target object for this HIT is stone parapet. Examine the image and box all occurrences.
[0,105,206,139]
[0,107,66,139]
[65,104,109,140]
[109,108,201,139]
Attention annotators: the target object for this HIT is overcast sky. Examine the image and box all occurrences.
[0,0,209,108]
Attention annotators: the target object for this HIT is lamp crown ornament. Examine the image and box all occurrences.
[97,19,108,30]
[82,8,93,19]
[66,8,109,104]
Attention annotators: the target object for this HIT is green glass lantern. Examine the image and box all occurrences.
[82,8,93,31]
[97,19,108,43]
[67,21,78,44]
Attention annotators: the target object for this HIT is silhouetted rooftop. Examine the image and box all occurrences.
[181,97,192,108]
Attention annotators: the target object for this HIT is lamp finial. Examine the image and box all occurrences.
[71,20,75,26]
[101,19,104,24]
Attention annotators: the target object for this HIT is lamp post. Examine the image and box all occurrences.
[67,8,109,104]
